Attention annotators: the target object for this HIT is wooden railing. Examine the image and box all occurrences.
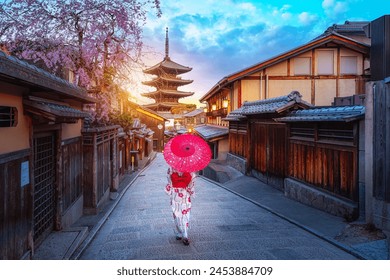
[206,108,227,117]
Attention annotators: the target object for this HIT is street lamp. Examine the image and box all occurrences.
[157,123,163,151]
[222,99,229,108]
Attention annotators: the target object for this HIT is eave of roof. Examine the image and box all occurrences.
[227,32,369,83]
[0,51,95,104]
[199,32,369,102]
[142,101,188,107]
[142,76,193,86]
[136,107,168,121]
[224,91,312,121]
[23,99,90,123]
[141,89,194,97]
[222,106,246,121]
[143,57,192,75]
[125,100,168,121]
[275,105,365,122]
[183,108,204,117]
[193,124,229,141]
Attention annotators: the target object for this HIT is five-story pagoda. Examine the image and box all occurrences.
[142,28,194,114]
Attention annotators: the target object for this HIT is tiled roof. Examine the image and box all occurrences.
[194,124,228,141]
[141,89,194,97]
[143,57,192,75]
[183,109,204,117]
[223,106,246,121]
[200,31,369,102]
[242,91,312,115]
[153,111,184,120]
[325,21,369,35]
[23,99,90,120]
[136,106,169,121]
[0,51,94,103]
[224,91,312,121]
[275,105,365,122]
[44,102,90,118]
[142,76,193,87]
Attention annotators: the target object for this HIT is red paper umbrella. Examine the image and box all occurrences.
[163,134,212,172]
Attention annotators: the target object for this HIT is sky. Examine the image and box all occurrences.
[131,0,389,107]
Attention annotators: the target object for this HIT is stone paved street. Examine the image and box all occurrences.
[79,154,358,260]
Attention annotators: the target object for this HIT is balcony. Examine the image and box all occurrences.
[206,107,227,117]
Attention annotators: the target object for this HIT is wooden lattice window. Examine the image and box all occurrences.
[0,106,18,127]
[290,123,315,140]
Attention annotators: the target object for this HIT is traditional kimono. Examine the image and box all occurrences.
[165,167,195,242]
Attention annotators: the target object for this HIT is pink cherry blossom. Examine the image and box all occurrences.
[0,0,161,123]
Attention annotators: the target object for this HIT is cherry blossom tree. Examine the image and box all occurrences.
[0,0,161,124]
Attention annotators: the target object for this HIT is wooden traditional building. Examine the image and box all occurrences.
[124,101,168,152]
[142,28,194,115]
[0,50,95,259]
[224,91,311,188]
[183,108,206,131]
[224,90,365,219]
[200,20,370,140]
[201,21,370,111]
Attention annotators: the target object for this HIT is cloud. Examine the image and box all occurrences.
[298,12,318,25]
[139,0,343,103]
[322,0,349,18]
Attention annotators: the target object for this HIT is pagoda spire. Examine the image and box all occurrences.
[142,27,194,114]
[165,27,169,58]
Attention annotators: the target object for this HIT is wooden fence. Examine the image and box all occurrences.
[287,122,359,201]
[82,126,119,214]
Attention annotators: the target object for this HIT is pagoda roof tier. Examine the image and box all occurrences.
[142,102,185,111]
[143,57,192,75]
[142,76,193,87]
[141,89,194,98]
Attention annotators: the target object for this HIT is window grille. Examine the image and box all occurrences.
[290,125,315,140]
[0,106,17,127]
[318,127,354,142]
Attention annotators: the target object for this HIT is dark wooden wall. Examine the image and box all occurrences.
[373,82,390,202]
[97,138,111,201]
[251,122,287,178]
[118,137,126,177]
[0,149,32,260]
[61,137,83,212]
[287,122,359,201]
[82,128,117,212]
[229,121,248,158]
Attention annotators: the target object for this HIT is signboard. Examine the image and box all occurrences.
[21,161,30,187]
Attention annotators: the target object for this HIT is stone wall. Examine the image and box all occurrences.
[284,178,358,220]
[226,153,246,174]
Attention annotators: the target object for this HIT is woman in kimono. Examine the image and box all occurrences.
[165,167,196,246]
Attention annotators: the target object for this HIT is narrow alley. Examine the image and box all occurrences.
[77,153,358,260]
